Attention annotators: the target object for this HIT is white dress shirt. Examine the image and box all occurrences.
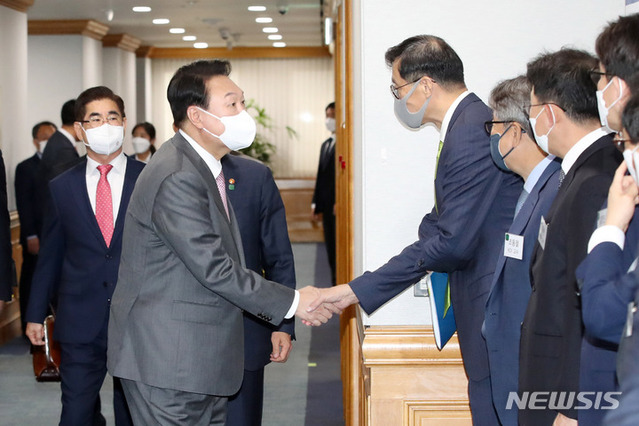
[179,130,300,318]
[439,90,470,140]
[85,152,127,222]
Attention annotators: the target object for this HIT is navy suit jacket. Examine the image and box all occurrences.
[349,93,521,382]
[312,136,335,215]
[15,153,43,245]
[0,150,12,302]
[483,158,561,425]
[25,156,144,344]
[39,130,80,183]
[520,133,621,424]
[222,154,296,371]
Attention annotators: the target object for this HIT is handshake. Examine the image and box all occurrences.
[294,284,360,326]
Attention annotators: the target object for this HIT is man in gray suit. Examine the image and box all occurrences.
[107,59,335,425]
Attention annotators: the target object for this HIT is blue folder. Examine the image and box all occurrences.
[427,272,457,350]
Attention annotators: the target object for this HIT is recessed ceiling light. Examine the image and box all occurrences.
[255,17,273,23]
[194,42,208,49]
[132,6,151,13]
[183,35,197,41]
[248,6,266,12]
[268,34,282,40]
[170,28,186,34]
[262,27,278,33]
[273,42,286,48]
[153,18,170,25]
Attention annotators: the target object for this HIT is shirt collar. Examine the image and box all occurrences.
[439,90,470,141]
[179,129,222,178]
[59,128,76,145]
[561,127,610,174]
[86,151,126,175]
[524,155,555,193]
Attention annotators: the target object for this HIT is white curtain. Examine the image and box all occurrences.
[151,57,334,178]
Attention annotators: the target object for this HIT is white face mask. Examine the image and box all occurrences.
[131,136,151,154]
[623,144,639,186]
[596,77,623,133]
[38,140,48,153]
[82,124,124,155]
[197,107,256,151]
[325,117,336,133]
[529,105,555,154]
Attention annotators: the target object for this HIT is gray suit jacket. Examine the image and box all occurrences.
[107,132,295,396]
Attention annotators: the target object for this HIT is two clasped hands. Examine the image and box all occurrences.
[293,284,361,326]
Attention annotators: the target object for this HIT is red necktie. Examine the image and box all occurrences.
[216,170,230,220]
[96,164,114,246]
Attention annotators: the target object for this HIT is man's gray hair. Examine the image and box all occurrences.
[488,76,532,135]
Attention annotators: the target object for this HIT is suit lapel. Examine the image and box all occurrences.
[111,158,136,248]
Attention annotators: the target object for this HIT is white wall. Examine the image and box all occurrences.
[151,57,335,178]
[355,0,626,325]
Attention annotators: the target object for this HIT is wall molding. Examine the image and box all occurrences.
[28,19,109,41]
[146,46,330,59]
[103,33,141,53]
[0,0,33,12]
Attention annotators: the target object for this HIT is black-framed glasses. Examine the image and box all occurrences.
[589,69,614,85]
[390,79,421,100]
[484,121,513,135]
[524,102,564,117]
[80,113,123,127]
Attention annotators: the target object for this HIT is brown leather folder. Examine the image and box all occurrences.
[32,315,61,382]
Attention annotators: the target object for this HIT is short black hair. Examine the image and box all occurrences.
[623,93,639,143]
[326,102,335,111]
[74,86,125,122]
[527,48,599,123]
[31,121,57,139]
[167,59,232,127]
[385,35,465,89]
[596,13,639,82]
[132,122,156,140]
[61,99,76,126]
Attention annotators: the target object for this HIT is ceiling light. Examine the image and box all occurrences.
[248,6,266,12]
[182,35,197,41]
[273,42,286,48]
[268,34,283,40]
[255,17,273,23]
[262,27,279,33]
[132,6,151,13]
[153,18,170,25]
[170,28,186,34]
[194,42,208,49]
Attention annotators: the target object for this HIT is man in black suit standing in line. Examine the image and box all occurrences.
[40,99,81,183]
[0,148,13,315]
[312,102,336,284]
[519,49,622,426]
[222,153,296,426]
[14,121,56,333]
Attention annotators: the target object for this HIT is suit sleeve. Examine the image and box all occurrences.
[258,166,296,337]
[25,183,64,321]
[152,171,295,324]
[0,151,12,301]
[14,162,37,239]
[350,123,505,314]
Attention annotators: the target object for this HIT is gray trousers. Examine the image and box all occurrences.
[120,378,227,425]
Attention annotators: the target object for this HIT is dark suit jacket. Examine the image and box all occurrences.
[40,130,80,183]
[15,153,43,245]
[0,150,13,302]
[312,136,335,215]
[349,93,521,383]
[25,156,144,344]
[108,133,296,396]
[222,154,296,371]
[519,133,621,424]
[483,158,561,426]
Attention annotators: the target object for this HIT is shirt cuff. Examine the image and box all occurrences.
[284,290,300,319]
[26,235,38,240]
[588,225,626,253]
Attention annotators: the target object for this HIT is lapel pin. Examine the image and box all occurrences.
[228,178,235,190]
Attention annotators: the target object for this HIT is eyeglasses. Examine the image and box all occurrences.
[484,121,516,135]
[524,102,564,117]
[80,114,123,128]
[589,69,614,85]
[613,132,638,152]
[390,79,421,100]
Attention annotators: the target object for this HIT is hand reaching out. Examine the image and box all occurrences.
[308,284,360,314]
[605,162,639,232]
[295,286,339,326]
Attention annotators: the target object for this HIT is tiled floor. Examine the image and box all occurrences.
[0,243,343,425]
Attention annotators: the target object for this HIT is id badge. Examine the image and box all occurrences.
[538,216,548,250]
[504,233,524,260]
